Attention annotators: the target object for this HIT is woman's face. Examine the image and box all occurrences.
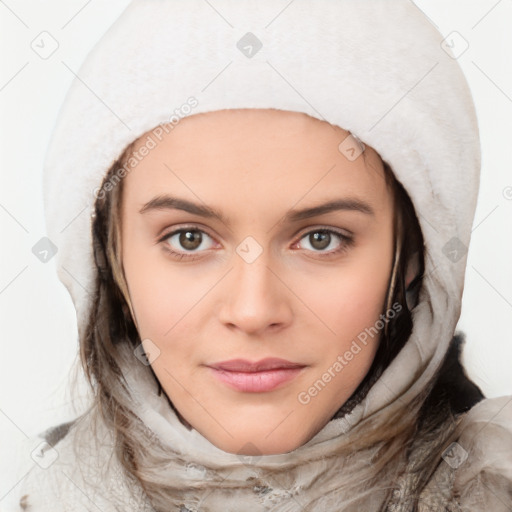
[120,108,395,455]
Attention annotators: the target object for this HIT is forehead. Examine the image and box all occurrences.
[123,109,390,215]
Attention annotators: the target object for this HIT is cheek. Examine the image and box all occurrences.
[298,262,390,407]
[122,240,177,337]
[298,237,393,378]
[123,242,214,350]
[128,267,188,338]
[307,258,391,339]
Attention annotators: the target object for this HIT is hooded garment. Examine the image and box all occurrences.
[12,0,512,511]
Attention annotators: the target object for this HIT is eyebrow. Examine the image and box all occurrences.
[139,194,375,224]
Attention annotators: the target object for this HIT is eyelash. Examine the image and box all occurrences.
[157,225,354,261]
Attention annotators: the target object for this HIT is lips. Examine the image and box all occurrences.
[206,358,307,393]
[208,357,305,372]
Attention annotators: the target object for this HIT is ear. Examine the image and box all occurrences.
[405,251,421,289]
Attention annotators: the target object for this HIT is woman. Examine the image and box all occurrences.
[16,0,512,510]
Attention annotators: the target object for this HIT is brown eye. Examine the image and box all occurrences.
[179,230,203,251]
[295,228,354,257]
[160,227,216,257]
[308,231,331,251]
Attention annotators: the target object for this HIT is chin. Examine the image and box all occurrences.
[200,420,313,456]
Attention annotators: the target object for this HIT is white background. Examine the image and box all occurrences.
[1,1,511,510]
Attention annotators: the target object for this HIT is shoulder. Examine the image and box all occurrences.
[411,333,512,510]
[415,395,512,511]
[14,412,154,511]
[13,419,79,511]
[449,395,512,510]
[417,330,512,510]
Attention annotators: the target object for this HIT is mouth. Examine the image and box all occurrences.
[206,358,307,393]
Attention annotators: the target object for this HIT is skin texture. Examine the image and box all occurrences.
[120,108,395,455]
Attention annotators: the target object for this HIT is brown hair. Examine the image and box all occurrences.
[76,135,437,510]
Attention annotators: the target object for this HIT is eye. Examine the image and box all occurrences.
[294,228,354,257]
[157,225,354,261]
[158,227,216,260]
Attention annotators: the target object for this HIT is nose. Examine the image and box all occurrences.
[218,251,293,336]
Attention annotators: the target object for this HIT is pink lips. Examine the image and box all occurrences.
[207,358,306,393]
